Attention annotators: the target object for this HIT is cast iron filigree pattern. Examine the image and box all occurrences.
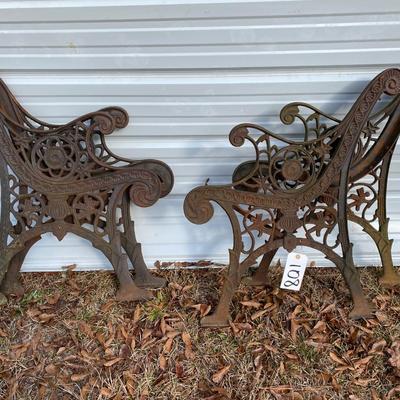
[184,68,400,327]
[0,79,174,303]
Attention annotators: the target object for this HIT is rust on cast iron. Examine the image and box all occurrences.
[0,79,174,304]
[184,68,400,328]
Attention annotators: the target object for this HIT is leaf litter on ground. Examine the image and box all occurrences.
[0,265,399,399]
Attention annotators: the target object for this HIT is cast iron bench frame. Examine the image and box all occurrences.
[0,79,174,303]
[184,68,400,327]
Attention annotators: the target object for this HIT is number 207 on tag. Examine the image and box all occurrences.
[280,252,308,291]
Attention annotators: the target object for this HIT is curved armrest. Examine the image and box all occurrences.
[227,102,341,193]
[184,184,298,226]
[0,106,124,138]
[0,86,173,197]
[228,71,400,196]
[0,78,129,134]
[227,118,340,196]
[279,102,340,141]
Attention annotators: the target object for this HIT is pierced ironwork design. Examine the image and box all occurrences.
[0,79,174,303]
[184,68,400,327]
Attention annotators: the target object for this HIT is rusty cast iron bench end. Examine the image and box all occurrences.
[0,79,174,302]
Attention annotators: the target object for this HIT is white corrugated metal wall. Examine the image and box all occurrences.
[1,0,400,270]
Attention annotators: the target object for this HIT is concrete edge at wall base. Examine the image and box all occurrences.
[19,257,396,272]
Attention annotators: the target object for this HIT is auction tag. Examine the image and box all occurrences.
[280,252,308,291]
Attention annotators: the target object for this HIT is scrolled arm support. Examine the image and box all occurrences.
[184,184,296,226]
[280,102,340,126]
[129,160,174,198]
[183,187,215,225]
[127,169,162,208]
[99,107,129,129]
[0,106,122,137]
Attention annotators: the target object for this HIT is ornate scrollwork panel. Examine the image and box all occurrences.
[0,78,173,301]
[234,204,277,256]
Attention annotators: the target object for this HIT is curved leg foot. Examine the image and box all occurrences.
[243,248,277,287]
[376,233,400,287]
[135,274,167,289]
[349,298,375,320]
[340,252,375,320]
[1,255,25,297]
[0,237,40,298]
[116,282,153,302]
[111,232,153,302]
[123,237,167,289]
[201,313,230,328]
[377,238,400,286]
[201,249,241,328]
[379,268,400,287]
[1,280,25,297]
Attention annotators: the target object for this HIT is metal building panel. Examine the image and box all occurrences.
[0,0,399,269]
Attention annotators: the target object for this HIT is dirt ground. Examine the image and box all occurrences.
[0,264,399,400]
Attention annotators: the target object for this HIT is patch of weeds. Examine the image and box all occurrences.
[285,361,304,376]
[336,373,355,393]
[20,289,46,307]
[76,307,95,322]
[207,331,239,353]
[146,306,164,322]
[372,354,390,376]
[144,291,167,322]
[373,325,393,344]
[296,341,319,365]
[215,332,231,342]
[297,342,319,364]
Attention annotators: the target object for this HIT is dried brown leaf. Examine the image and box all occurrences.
[142,328,153,340]
[182,332,195,360]
[240,300,262,309]
[78,321,94,338]
[320,304,336,314]
[99,387,113,398]
[166,330,180,339]
[313,321,327,332]
[235,322,253,331]
[159,354,167,370]
[46,292,60,305]
[354,355,373,368]
[101,300,115,312]
[163,337,174,353]
[119,325,128,339]
[387,341,400,373]
[125,379,136,397]
[370,339,387,354]
[71,373,89,382]
[192,303,211,317]
[251,309,268,320]
[353,378,374,387]
[329,352,348,366]
[45,364,58,375]
[175,362,184,378]
[38,313,56,323]
[212,365,231,384]
[133,305,141,324]
[103,357,122,367]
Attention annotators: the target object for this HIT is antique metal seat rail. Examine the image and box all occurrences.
[184,68,400,327]
[0,79,174,303]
